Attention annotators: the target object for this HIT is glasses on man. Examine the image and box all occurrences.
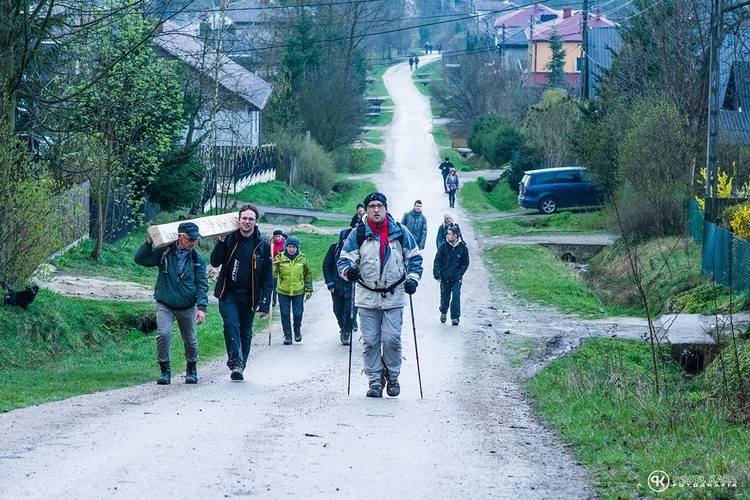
[181,234,199,242]
[240,216,256,222]
[367,203,385,211]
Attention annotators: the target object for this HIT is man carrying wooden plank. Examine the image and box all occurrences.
[134,222,208,385]
[210,204,273,381]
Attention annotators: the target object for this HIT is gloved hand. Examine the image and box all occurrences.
[404,278,418,295]
[346,266,360,282]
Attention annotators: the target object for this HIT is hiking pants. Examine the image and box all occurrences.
[278,293,304,337]
[155,303,198,364]
[358,307,403,383]
[331,291,352,334]
[439,279,463,320]
[219,292,256,369]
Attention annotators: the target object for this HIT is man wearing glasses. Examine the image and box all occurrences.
[337,192,423,398]
[211,204,273,381]
[135,221,208,385]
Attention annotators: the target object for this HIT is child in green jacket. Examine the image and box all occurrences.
[273,236,313,344]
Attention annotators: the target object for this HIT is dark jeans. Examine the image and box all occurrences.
[330,291,352,333]
[448,189,457,207]
[278,293,304,337]
[219,292,256,369]
[440,279,463,319]
[441,173,448,192]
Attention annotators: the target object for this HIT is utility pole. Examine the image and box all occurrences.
[705,0,722,209]
[580,0,589,101]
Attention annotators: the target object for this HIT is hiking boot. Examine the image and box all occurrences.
[440,313,447,323]
[386,377,400,397]
[230,366,244,381]
[185,361,198,384]
[452,318,459,326]
[157,362,171,385]
[284,333,293,345]
[366,382,383,398]
[340,330,351,346]
[294,331,302,343]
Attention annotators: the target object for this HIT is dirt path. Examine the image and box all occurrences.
[0,56,602,498]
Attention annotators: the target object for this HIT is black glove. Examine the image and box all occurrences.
[404,278,418,295]
[346,266,360,282]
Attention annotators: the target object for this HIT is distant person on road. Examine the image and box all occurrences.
[135,222,208,386]
[436,213,460,248]
[409,57,414,71]
[414,56,419,69]
[274,235,313,345]
[350,203,365,228]
[211,204,273,381]
[439,157,454,193]
[323,229,354,345]
[268,229,286,307]
[433,226,470,326]
[437,43,442,54]
[401,199,428,250]
[337,192,423,398]
[446,168,460,208]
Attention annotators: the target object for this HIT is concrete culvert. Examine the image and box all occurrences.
[137,316,157,334]
[561,252,576,263]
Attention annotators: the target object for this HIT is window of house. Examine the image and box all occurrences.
[575,57,583,72]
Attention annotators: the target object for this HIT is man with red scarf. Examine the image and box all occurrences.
[337,192,423,398]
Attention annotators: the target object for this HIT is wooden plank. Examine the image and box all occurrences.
[147,213,240,248]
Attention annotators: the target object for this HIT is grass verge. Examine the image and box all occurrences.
[527,337,748,497]
[478,210,608,237]
[485,244,635,317]
[460,181,519,214]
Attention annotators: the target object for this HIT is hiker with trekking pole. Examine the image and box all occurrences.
[337,192,423,398]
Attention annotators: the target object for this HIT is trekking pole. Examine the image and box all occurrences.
[267,302,273,346]
[347,282,355,395]
[409,295,424,399]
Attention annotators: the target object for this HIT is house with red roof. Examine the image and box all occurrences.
[494,2,561,70]
[528,7,616,87]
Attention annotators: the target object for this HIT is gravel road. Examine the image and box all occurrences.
[0,55,600,499]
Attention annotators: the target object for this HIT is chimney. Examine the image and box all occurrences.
[563,7,572,18]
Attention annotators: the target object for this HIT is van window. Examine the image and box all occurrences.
[555,171,582,183]
[530,172,556,185]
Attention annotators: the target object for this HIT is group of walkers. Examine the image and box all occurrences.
[134,190,469,399]
[439,156,460,208]
[408,56,420,71]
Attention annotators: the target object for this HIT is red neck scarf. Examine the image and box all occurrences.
[367,217,389,265]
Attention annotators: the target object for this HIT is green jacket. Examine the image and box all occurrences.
[273,251,313,297]
[134,242,209,311]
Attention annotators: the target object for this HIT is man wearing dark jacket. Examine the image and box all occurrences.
[211,204,273,381]
[401,200,428,250]
[135,221,208,385]
[322,229,353,345]
[433,226,470,325]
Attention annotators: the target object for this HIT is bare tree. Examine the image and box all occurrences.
[522,88,578,168]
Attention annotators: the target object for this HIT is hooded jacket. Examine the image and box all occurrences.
[336,213,423,310]
[135,242,208,311]
[401,209,428,249]
[433,236,470,283]
[274,250,313,297]
[211,229,273,313]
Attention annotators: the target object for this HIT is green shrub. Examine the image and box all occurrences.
[468,114,522,168]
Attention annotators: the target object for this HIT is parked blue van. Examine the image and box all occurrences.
[517,167,603,214]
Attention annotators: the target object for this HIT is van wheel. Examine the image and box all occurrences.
[539,197,557,214]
